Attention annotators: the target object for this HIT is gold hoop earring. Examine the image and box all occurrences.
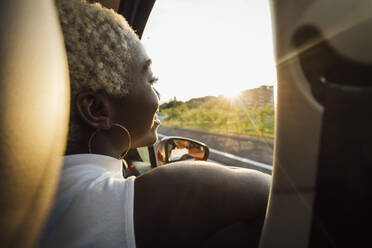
[88,123,132,159]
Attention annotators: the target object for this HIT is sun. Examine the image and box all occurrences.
[222,89,241,100]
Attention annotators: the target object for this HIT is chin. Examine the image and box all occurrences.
[146,132,158,146]
[134,128,158,148]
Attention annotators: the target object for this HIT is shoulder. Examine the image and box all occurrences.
[135,161,271,202]
[59,155,133,196]
[41,167,135,248]
[133,161,271,248]
[134,161,271,215]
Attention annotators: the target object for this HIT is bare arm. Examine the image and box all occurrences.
[134,161,271,248]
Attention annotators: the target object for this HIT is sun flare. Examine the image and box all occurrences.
[222,90,241,100]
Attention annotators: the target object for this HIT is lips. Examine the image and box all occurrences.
[153,112,161,126]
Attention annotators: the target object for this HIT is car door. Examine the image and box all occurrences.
[261,0,372,247]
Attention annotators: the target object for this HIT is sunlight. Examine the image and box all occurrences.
[222,89,241,100]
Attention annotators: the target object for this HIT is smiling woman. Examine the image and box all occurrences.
[38,0,160,246]
[36,1,272,248]
[56,0,160,157]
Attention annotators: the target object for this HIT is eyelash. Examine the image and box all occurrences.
[149,77,158,85]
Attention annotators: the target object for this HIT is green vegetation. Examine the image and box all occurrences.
[160,96,275,139]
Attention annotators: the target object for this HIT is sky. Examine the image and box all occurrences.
[142,0,277,103]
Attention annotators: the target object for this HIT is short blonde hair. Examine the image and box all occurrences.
[57,0,140,97]
[56,0,140,149]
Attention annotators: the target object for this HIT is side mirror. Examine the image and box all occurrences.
[156,136,210,165]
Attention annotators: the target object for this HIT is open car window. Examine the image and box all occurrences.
[127,0,277,175]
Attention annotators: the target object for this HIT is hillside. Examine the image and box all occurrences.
[159,86,275,139]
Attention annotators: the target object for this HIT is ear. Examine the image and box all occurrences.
[75,91,113,130]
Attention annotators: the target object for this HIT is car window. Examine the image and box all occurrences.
[133,0,276,174]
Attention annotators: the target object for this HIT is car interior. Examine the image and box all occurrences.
[1,0,371,247]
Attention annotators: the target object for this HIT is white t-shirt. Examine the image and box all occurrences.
[38,154,136,248]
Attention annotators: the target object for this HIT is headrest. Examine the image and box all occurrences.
[0,0,70,247]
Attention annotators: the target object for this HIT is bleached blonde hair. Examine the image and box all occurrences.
[56,0,140,149]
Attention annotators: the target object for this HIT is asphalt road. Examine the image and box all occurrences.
[158,125,273,174]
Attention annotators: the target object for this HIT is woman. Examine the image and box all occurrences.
[40,0,271,247]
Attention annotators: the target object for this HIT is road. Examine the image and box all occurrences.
[158,125,273,174]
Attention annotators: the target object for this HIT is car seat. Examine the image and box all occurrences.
[0,0,70,247]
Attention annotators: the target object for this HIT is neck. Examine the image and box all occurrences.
[65,132,128,159]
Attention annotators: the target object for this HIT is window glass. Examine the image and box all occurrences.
[141,0,276,174]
